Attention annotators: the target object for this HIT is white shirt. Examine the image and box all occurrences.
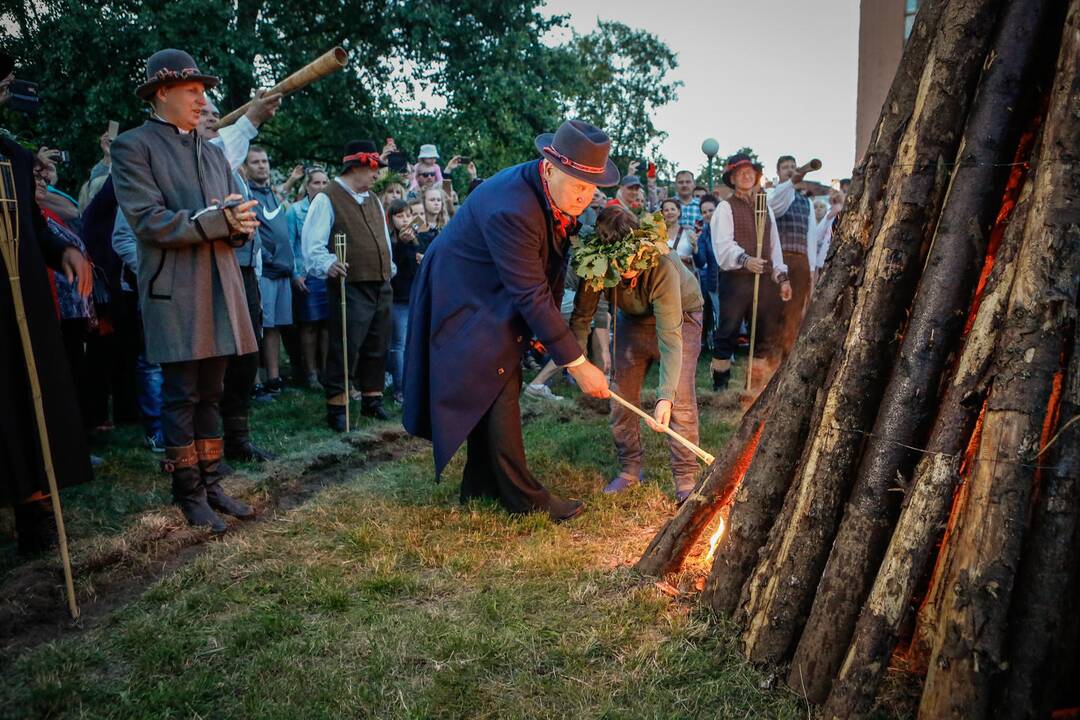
[301,177,396,279]
[669,227,695,259]
[710,196,788,283]
[210,115,258,172]
[766,179,819,270]
[809,205,841,271]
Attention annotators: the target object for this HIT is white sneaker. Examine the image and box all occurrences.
[524,383,564,401]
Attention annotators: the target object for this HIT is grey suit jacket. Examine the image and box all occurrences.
[111,118,257,363]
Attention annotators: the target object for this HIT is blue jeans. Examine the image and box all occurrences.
[388,301,410,393]
[610,311,703,494]
[136,350,163,436]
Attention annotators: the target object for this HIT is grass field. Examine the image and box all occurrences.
[0,358,815,719]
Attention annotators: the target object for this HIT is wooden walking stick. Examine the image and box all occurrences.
[745,191,768,393]
[609,391,716,465]
[0,158,79,619]
[334,232,349,432]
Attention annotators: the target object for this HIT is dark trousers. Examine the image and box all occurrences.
[221,267,262,421]
[714,271,781,360]
[778,251,812,358]
[160,357,229,448]
[324,280,392,398]
[461,363,551,513]
[280,283,304,380]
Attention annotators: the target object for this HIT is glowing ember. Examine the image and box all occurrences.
[705,516,727,562]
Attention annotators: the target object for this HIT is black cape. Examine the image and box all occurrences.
[0,138,93,504]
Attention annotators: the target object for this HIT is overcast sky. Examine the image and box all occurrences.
[543,0,861,185]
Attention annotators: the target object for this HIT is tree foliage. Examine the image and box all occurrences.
[0,0,679,196]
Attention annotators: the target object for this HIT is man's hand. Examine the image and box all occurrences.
[567,360,610,398]
[780,281,793,302]
[647,399,672,433]
[288,164,304,183]
[292,275,308,292]
[381,138,397,160]
[244,89,283,127]
[99,133,112,163]
[744,256,768,274]
[627,160,640,176]
[445,155,462,172]
[327,260,348,279]
[60,246,93,298]
[466,161,478,179]
[219,194,260,235]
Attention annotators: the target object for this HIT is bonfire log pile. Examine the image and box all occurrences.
[636,0,1080,716]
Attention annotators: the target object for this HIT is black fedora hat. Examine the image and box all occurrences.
[535,119,620,187]
[341,139,387,171]
[136,49,220,101]
[0,50,13,80]
[722,152,763,189]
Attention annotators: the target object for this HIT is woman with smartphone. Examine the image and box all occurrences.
[387,200,420,403]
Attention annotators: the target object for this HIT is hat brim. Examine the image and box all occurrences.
[722,160,763,189]
[535,133,621,188]
[136,74,220,101]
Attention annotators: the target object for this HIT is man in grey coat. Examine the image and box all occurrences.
[111,49,260,533]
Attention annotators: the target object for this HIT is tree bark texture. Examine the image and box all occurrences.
[997,320,1079,720]
[787,0,1053,703]
[699,0,952,616]
[736,0,1004,667]
[821,167,1037,720]
[918,5,1080,712]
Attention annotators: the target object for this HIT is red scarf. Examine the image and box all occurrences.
[538,160,573,239]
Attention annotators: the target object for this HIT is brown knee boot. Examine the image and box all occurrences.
[197,438,254,520]
[166,443,226,533]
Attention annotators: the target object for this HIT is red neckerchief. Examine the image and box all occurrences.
[538,160,573,239]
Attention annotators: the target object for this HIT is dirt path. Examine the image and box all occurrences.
[0,428,427,661]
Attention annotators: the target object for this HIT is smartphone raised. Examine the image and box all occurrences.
[107,120,119,141]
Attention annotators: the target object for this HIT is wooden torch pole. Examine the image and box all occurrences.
[746,192,768,393]
[334,232,349,433]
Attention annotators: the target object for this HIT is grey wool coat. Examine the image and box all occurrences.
[111,119,257,364]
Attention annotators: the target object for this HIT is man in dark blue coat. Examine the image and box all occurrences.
[404,120,618,522]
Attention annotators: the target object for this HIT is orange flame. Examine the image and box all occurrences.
[701,423,764,563]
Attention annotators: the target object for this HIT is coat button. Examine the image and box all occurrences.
[516,336,523,342]
[181,139,190,146]
[498,368,505,375]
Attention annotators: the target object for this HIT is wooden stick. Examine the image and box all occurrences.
[745,192,768,392]
[334,232,349,432]
[609,391,715,465]
[217,47,349,127]
[0,160,79,619]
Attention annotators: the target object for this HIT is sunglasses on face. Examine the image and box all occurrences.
[418,172,437,178]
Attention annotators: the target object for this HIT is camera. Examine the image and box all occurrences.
[57,150,70,163]
[7,79,39,114]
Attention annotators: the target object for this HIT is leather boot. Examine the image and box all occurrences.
[223,416,276,462]
[197,438,255,520]
[361,395,389,420]
[546,495,584,523]
[13,495,58,556]
[166,443,227,533]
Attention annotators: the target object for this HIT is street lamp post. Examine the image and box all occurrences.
[701,138,719,191]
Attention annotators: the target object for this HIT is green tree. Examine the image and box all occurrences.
[1,0,680,197]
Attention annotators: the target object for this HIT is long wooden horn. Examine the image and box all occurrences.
[217,47,349,126]
[795,158,822,175]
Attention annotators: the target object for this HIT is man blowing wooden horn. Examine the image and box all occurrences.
[404,120,616,522]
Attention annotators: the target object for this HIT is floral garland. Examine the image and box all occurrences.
[571,209,670,292]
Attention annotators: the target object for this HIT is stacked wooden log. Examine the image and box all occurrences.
[636,0,1080,716]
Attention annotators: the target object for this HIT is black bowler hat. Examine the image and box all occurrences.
[722,152,763,189]
[136,49,220,100]
[341,139,387,171]
[534,119,620,187]
[0,50,13,79]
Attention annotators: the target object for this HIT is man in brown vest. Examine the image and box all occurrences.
[709,153,792,390]
[301,140,395,430]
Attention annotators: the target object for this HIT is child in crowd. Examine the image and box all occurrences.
[387,200,421,404]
